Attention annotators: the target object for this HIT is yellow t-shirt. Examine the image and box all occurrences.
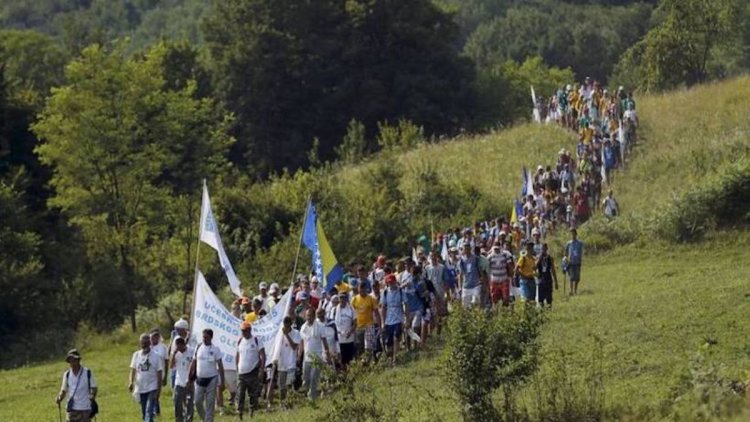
[351,294,377,328]
[244,312,258,324]
[517,254,536,278]
[581,127,594,144]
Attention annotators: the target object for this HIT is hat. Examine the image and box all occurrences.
[537,165,544,171]
[174,319,189,330]
[269,284,279,294]
[449,246,458,253]
[259,281,268,290]
[385,274,397,285]
[559,148,566,155]
[499,230,507,237]
[240,321,252,330]
[296,291,309,301]
[240,296,251,305]
[66,349,81,362]
[532,228,540,236]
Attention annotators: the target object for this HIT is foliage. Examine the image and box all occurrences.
[443,306,544,421]
[655,160,750,242]
[203,0,476,174]
[336,119,368,164]
[463,1,655,83]
[376,119,425,152]
[615,0,742,91]
[33,41,232,330]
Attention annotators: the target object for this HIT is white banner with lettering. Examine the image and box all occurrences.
[191,272,292,371]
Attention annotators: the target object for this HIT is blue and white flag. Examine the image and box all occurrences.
[200,182,242,297]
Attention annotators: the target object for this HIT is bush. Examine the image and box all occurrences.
[377,120,425,151]
[443,306,544,421]
[656,160,750,242]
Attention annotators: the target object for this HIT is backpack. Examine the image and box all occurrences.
[65,368,98,418]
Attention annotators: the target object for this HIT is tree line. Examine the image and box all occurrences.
[0,0,748,367]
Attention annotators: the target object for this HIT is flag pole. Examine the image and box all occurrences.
[188,179,207,333]
[289,194,312,289]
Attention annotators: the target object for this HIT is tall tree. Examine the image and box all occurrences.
[203,0,476,174]
[33,41,233,330]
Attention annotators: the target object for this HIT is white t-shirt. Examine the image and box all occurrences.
[253,295,270,313]
[194,343,223,378]
[333,304,355,343]
[151,342,168,364]
[322,323,338,360]
[237,336,263,375]
[173,346,194,388]
[61,367,96,411]
[300,320,326,362]
[276,329,301,371]
[130,350,164,393]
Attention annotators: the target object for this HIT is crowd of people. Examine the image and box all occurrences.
[54,78,637,422]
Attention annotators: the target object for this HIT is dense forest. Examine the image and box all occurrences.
[1,0,748,366]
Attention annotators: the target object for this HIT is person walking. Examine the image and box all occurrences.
[565,228,584,295]
[190,329,225,422]
[380,274,407,365]
[129,333,163,422]
[267,316,301,408]
[535,243,559,307]
[236,322,265,419]
[56,349,97,422]
[333,292,356,369]
[149,329,168,415]
[299,308,331,401]
[515,242,537,304]
[171,337,194,422]
[351,282,378,362]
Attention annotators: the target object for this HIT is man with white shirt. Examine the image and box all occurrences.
[333,292,356,368]
[169,319,191,388]
[171,337,194,422]
[129,333,163,422]
[56,349,97,422]
[267,316,301,408]
[149,329,168,415]
[189,329,225,422]
[236,322,265,419]
[253,282,270,313]
[299,308,331,401]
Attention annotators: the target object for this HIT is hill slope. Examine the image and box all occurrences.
[3,77,750,421]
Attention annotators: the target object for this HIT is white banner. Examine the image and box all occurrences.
[251,285,293,363]
[199,183,242,297]
[191,272,292,371]
[191,271,242,370]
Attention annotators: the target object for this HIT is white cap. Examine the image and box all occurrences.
[532,228,540,236]
[269,282,280,293]
[174,319,189,330]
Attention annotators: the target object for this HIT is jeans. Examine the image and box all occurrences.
[302,360,321,400]
[173,384,194,422]
[138,390,158,422]
[237,367,261,414]
[195,376,218,422]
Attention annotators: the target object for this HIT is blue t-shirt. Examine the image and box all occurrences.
[604,147,616,170]
[380,288,406,325]
[458,256,481,289]
[566,240,584,265]
[349,277,372,294]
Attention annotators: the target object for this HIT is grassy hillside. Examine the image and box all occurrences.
[3,76,750,421]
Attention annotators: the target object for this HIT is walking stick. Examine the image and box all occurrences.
[57,402,62,422]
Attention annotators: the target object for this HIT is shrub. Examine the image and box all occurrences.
[656,160,750,242]
[337,119,368,164]
[443,306,544,421]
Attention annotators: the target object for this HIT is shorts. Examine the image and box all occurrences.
[461,286,482,307]
[411,310,431,329]
[490,280,510,304]
[520,277,535,301]
[384,323,403,346]
[568,264,581,282]
[277,369,296,388]
[357,326,376,351]
[224,369,238,394]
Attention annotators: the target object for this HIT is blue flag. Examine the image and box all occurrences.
[301,201,344,291]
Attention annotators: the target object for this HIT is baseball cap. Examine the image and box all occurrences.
[259,281,268,290]
[269,283,279,294]
[385,274,397,285]
[65,349,81,362]
[532,228,540,236]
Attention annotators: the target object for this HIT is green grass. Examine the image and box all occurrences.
[5,76,750,421]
